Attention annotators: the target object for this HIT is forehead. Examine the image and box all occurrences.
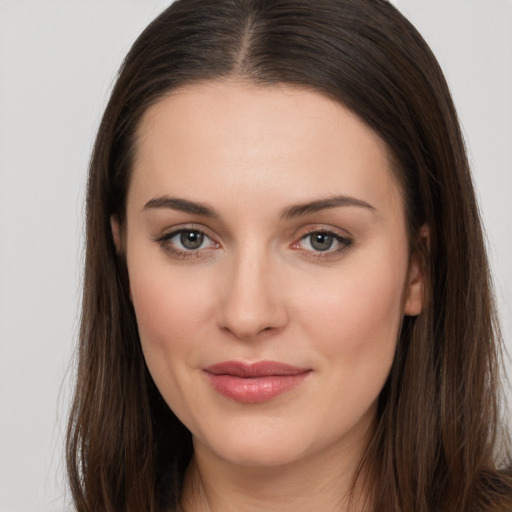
[129,80,403,217]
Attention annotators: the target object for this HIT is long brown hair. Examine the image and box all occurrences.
[67,1,512,510]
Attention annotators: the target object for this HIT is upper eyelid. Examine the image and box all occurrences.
[296,225,353,240]
[155,224,353,247]
[156,228,218,259]
[297,230,353,246]
[157,224,216,241]
[293,231,354,260]
[163,228,211,241]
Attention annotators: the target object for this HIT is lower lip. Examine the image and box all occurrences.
[204,372,311,403]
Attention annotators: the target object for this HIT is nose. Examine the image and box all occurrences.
[216,246,289,340]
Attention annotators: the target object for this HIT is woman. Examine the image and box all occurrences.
[66,0,512,510]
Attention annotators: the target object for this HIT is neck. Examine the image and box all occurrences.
[179,433,372,512]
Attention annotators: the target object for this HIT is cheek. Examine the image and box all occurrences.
[296,244,408,372]
[130,266,212,351]
[128,262,219,426]
[126,240,216,394]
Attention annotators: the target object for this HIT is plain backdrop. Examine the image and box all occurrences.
[0,1,510,511]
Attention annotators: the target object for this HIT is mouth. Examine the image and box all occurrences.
[203,361,312,403]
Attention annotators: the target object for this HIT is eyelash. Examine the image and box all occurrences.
[293,228,353,258]
[156,227,218,260]
[156,227,353,260]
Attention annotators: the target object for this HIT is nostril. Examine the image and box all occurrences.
[215,268,289,339]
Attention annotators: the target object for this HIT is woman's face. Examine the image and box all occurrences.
[121,80,424,469]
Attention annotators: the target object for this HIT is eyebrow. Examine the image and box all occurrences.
[143,196,219,217]
[281,195,376,219]
[142,194,375,218]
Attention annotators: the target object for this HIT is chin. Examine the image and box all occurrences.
[193,417,315,468]
[212,439,307,468]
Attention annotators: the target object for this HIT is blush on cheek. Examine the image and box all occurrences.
[311,270,404,351]
[129,267,214,358]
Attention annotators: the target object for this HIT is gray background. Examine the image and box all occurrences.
[0,1,510,510]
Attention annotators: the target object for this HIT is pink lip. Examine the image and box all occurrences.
[203,361,311,403]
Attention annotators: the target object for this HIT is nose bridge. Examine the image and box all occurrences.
[217,240,287,339]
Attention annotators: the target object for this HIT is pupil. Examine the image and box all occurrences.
[311,233,333,251]
[180,231,204,249]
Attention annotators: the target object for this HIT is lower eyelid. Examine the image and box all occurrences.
[292,230,354,255]
[156,227,352,258]
[156,228,221,258]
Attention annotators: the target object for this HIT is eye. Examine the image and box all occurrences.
[294,229,353,256]
[156,228,218,258]
[176,230,206,250]
[306,232,336,251]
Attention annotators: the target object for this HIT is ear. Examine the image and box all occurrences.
[110,216,122,253]
[403,225,429,316]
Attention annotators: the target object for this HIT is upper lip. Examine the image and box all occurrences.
[204,361,310,378]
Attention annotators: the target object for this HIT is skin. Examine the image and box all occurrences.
[115,80,425,511]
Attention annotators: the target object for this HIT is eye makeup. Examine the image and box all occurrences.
[154,223,354,262]
[155,226,220,260]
